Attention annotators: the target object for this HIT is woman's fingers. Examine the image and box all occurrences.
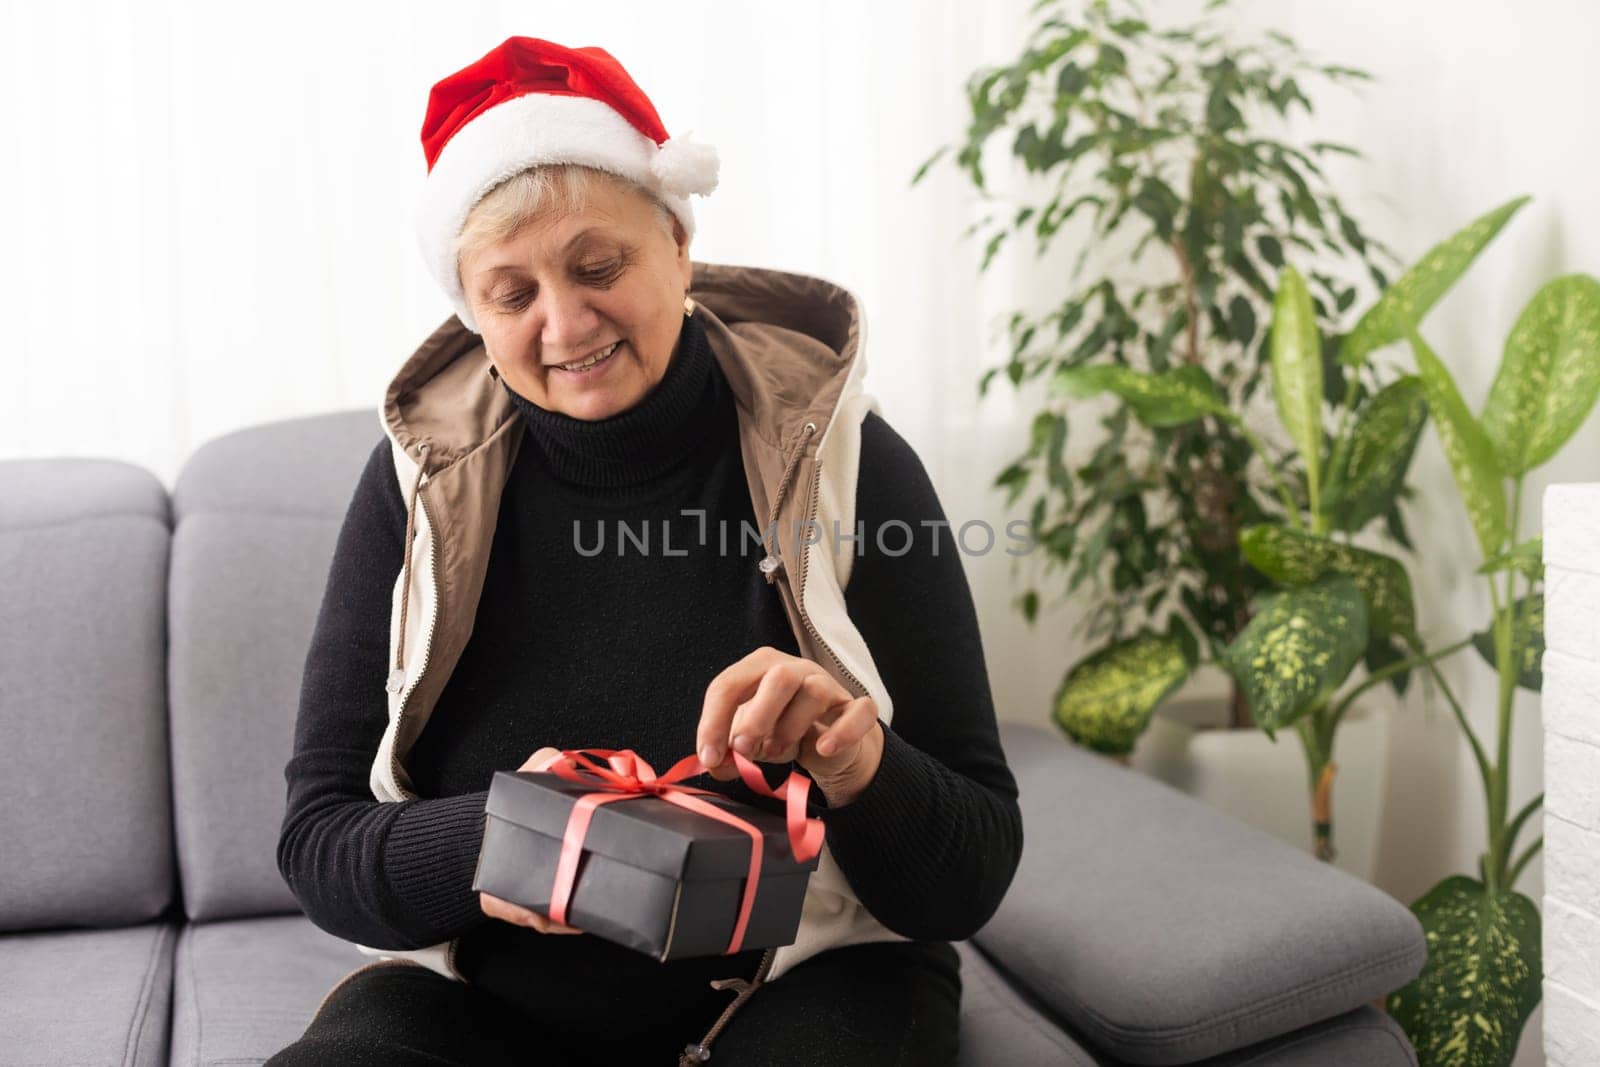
[697,647,778,769]
[517,746,563,773]
[478,892,582,934]
[811,695,879,760]
[697,649,855,782]
[759,672,842,763]
[727,657,806,760]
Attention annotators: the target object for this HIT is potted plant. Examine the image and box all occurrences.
[911,0,1407,872]
[1370,196,1598,1067]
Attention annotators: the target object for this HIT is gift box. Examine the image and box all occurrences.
[471,748,824,962]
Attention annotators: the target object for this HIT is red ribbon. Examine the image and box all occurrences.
[526,747,825,955]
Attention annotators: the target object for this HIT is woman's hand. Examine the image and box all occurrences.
[696,647,884,808]
[477,746,584,934]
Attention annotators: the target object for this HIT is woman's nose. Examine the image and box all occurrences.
[539,285,602,354]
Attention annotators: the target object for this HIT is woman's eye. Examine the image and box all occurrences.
[498,289,534,309]
[578,260,622,283]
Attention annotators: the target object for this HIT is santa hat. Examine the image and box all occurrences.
[415,36,720,333]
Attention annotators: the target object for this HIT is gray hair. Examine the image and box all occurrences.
[454,164,678,285]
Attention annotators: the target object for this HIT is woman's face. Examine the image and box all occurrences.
[460,179,693,421]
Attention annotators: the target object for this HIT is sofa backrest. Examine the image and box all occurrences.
[0,459,175,930]
[166,409,378,921]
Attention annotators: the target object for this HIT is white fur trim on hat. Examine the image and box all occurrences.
[415,93,718,334]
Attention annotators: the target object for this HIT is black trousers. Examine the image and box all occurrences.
[264,939,962,1067]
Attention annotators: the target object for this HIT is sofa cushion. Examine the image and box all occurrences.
[0,922,176,1066]
[960,939,1416,1067]
[167,411,380,921]
[978,722,1426,1066]
[0,458,175,929]
[954,940,1098,1066]
[172,914,370,1066]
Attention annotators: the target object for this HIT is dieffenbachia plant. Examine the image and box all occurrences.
[1142,193,1595,1066]
[1053,199,1530,869]
[1374,206,1599,1067]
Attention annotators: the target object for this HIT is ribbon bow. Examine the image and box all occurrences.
[528,746,825,955]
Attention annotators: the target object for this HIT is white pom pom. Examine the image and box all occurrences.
[652,130,720,197]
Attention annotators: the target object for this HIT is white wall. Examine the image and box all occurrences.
[5,2,1597,1062]
[1545,485,1600,1066]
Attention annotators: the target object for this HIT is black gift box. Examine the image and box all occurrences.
[471,767,822,961]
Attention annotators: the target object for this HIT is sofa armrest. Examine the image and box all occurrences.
[974,721,1425,1067]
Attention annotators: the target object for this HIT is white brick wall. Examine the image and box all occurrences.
[1545,483,1600,1066]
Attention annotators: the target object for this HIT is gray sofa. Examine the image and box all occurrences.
[0,409,1429,1065]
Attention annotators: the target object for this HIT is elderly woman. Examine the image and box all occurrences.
[270,36,1022,1067]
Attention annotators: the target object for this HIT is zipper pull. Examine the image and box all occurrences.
[758,554,783,583]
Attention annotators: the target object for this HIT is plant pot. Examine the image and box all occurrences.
[1126,696,1391,882]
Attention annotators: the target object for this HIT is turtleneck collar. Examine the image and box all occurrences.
[501,311,725,488]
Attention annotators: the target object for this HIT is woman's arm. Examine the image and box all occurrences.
[813,411,1025,942]
[276,438,490,950]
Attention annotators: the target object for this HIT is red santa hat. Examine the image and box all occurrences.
[415,36,720,333]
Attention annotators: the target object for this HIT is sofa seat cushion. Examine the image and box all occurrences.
[981,723,1426,1065]
[0,922,176,1067]
[1175,1005,1417,1066]
[955,940,1099,1065]
[172,914,369,1066]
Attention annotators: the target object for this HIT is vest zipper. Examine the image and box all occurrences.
[381,438,464,977]
[678,418,869,1064]
[757,420,868,698]
[386,439,438,801]
[794,453,868,698]
[757,422,816,584]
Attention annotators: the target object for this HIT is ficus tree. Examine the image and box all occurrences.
[911,0,1406,750]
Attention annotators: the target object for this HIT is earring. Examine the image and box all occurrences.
[487,362,500,381]
[684,295,696,317]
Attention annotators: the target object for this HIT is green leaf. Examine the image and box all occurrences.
[993,461,1031,506]
[1052,632,1195,756]
[1364,634,1411,698]
[1330,376,1429,533]
[1409,328,1508,559]
[1227,294,1257,347]
[1480,274,1600,474]
[1341,196,1531,368]
[1471,594,1544,692]
[1477,537,1543,581]
[1052,364,1231,427]
[1239,523,1417,637]
[910,145,950,187]
[1220,575,1369,738]
[1270,265,1324,507]
[1388,877,1541,1067]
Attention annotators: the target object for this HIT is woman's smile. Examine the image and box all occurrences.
[550,339,623,377]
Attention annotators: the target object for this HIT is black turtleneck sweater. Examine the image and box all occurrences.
[277,311,1022,1019]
